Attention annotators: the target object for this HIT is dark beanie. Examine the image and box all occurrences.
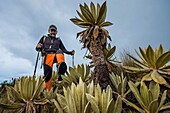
[49,25,57,30]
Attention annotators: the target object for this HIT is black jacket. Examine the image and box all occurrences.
[36,34,72,55]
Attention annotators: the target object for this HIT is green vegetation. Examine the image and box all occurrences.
[0,1,170,113]
[123,45,170,87]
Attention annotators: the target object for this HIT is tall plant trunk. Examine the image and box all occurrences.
[90,37,111,90]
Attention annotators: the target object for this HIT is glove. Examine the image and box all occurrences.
[36,48,42,51]
[36,43,43,51]
[71,50,75,55]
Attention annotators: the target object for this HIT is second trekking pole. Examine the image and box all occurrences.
[72,54,74,67]
[33,51,40,75]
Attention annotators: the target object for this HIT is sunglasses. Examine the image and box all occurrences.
[50,29,57,32]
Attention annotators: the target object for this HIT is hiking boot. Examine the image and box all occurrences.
[58,73,63,81]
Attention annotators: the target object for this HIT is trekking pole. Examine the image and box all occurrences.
[33,51,40,75]
[40,52,43,69]
[72,54,74,67]
[40,61,43,69]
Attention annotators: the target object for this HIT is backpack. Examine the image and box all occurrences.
[41,35,63,65]
[41,35,61,55]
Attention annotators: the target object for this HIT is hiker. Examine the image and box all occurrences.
[36,24,75,92]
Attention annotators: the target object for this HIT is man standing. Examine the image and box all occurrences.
[36,25,75,92]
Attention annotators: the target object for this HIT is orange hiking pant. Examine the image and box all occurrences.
[43,53,65,92]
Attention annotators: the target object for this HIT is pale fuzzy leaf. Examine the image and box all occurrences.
[127,54,149,69]
[0,103,24,110]
[109,73,119,90]
[101,92,107,113]
[106,99,114,113]
[27,77,33,100]
[158,44,164,56]
[140,82,149,107]
[84,102,91,113]
[106,46,116,58]
[31,77,44,100]
[139,47,150,66]
[51,99,64,113]
[151,70,167,85]
[80,4,95,23]
[141,72,152,82]
[160,65,170,70]
[68,90,77,113]
[76,10,88,22]
[90,2,97,21]
[149,81,160,100]
[7,86,24,102]
[56,94,67,111]
[113,95,122,113]
[158,90,167,110]
[106,86,113,104]
[146,45,155,67]
[122,98,145,113]
[123,66,149,73]
[122,75,127,96]
[149,99,158,113]
[156,51,170,68]
[96,3,100,18]
[100,21,113,27]
[160,102,170,111]
[34,98,49,105]
[158,70,170,76]
[135,49,148,64]
[88,80,94,95]
[128,81,146,109]
[97,1,107,25]
[86,94,100,113]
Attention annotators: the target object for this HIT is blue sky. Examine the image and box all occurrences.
[0,0,170,82]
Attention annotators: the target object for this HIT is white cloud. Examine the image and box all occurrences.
[0,45,33,80]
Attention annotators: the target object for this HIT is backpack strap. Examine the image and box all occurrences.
[57,37,61,44]
[41,35,47,57]
[57,37,60,41]
[43,35,47,44]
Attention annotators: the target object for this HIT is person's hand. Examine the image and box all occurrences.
[37,43,43,48]
[36,43,43,51]
[71,50,75,55]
